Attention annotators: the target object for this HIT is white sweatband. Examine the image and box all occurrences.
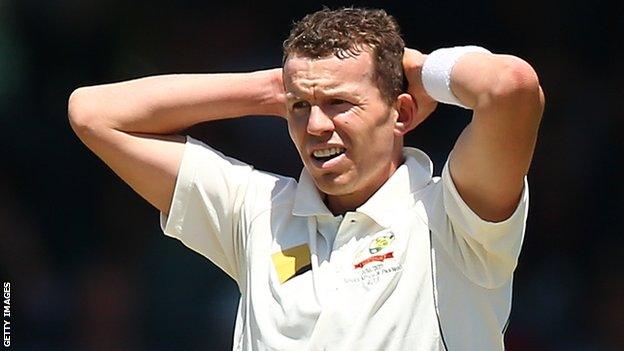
[421,46,491,109]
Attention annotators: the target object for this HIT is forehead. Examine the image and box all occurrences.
[283,51,376,97]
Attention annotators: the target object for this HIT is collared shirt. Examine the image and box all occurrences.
[161,136,529,351]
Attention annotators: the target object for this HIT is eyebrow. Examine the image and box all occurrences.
[285,88,357,103]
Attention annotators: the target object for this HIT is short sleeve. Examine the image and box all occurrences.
[437,160,529,288]
[160,136,253,282]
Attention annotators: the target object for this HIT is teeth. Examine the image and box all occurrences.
[313,147,345,158]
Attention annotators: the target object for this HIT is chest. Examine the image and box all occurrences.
[242,207,440,346]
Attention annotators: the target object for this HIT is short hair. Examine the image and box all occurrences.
[283,7,406,104]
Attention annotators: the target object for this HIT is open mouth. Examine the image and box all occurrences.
[312,147,346,162]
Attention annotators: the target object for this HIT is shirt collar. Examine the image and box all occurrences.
[292,147,434,226]
[292,168,334,217]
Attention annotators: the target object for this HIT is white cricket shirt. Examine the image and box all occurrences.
[160,136,528,351]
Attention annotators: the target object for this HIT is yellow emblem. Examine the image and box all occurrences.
[271,244,311,284]
[368,234,395,254]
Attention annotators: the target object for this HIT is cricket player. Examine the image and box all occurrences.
[68,7,544,351]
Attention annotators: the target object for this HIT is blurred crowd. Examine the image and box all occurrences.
[0,0,621,350]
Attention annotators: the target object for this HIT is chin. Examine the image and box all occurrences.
[313,174,356,196]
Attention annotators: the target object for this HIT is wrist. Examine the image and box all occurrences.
[258,68,287,117]
[421,46,491,109]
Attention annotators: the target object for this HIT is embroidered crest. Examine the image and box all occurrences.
[353,232,396,269]
[346,231,403,288]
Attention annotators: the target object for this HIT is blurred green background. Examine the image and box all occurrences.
[0,0,622,350]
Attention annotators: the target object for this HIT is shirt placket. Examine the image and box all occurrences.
[307,215,341,306]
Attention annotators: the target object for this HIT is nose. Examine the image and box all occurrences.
[306,106,334,136]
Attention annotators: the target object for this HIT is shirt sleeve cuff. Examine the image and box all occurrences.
[160,135,198,239]
[441,160,529,240]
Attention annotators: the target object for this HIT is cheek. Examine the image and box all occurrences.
[369,113,397,144]
[338,113,394,145]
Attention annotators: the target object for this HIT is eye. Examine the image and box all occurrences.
[330,99,348,105]
[327,99,353,114]
[292,101,311,110]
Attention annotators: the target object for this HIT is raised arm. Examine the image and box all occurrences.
[68,69,286,214]
[404,48,545,222]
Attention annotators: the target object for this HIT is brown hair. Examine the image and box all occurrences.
[283,7,406,104]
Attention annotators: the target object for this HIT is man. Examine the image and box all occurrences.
[68,7,544,351]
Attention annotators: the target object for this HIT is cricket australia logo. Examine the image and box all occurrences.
[346,231,403,288]
[354,233,395,268]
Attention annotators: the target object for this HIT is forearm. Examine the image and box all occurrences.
[68,68,286,135]
[441,50,544,221]
[450,53,543,112]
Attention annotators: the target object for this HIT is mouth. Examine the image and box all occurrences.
[311,147,346,163]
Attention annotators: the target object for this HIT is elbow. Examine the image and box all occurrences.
[67,87,102,138]
[494,57,542,97]
[483,57,545,116]
[68,87,88,132]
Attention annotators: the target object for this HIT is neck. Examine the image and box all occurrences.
[325,153,405,216]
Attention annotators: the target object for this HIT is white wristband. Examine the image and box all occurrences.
[421,46,491,109]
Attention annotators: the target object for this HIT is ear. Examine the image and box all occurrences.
[393,93,423,136]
